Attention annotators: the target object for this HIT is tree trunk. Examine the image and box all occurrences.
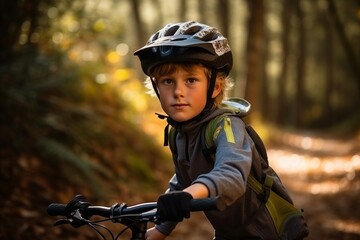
[260,18,270,122]
[0,0,40,63]
[324,2,335,127]
[276,0,291,125]
[198,0,207,23]
[327,0,360,99]
[218,0,230,38]
[180,0,187,21]
[130,0,146,48]
[244,0,264,121]
[294,0,306,128]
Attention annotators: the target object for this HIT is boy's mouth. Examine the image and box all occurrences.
[172,103,189,109]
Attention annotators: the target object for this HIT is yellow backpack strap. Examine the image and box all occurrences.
[202,114,230,161]
[248,171,304,235]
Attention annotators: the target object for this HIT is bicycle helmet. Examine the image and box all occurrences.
[134,21,233,76]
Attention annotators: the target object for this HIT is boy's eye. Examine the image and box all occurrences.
[161,78,173,84]
[186,78,197,84]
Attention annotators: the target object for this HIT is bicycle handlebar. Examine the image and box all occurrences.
[47,197,222,218]
[47,195,224,240]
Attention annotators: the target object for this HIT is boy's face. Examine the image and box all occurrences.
[155,65,209,122]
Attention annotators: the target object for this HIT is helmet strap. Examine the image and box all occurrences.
[203,69,218,113]
[207,69,217,100]
[150,77,160,99]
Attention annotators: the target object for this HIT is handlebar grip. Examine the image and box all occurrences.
[47,203,67,216]
[190,197,225,211]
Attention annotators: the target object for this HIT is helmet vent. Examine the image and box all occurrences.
[182,26,202,35]
[171,37,187,42]
[164,26,180,36]
[196,30,218,41]
[150,32,160,42]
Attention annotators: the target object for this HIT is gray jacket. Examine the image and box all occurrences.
[156,107,278,239]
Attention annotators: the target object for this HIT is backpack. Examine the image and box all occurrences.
[168,98,309,239]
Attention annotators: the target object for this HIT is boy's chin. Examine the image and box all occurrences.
[167,110,203,122]
[171,117,190,122]
[169,114,194,122]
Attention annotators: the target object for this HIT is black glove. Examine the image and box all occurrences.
[157,191,193,222]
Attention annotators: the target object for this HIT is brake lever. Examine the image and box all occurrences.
[69,209,89,228]
[152,214,161,225]
[54,219,71,226]
[53,209,89,228]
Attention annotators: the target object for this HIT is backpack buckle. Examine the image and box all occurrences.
[259,175,274,202]
[222,98,251,117]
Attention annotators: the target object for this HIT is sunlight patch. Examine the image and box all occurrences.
[327,219,360,235]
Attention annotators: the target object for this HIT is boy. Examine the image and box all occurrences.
[134,21,307,240]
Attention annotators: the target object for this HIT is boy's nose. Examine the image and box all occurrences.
[174,83,184,97]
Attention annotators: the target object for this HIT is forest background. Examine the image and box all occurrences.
[1,0,359,239]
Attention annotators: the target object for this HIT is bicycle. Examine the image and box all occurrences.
[47,194,223,240]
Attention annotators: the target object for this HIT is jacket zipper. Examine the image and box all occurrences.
[185,133,190,162]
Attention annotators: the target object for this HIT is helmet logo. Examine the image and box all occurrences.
[151,46,186,57]
[159,46,173,56]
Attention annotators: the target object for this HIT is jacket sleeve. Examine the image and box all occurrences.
[192,116,253,206]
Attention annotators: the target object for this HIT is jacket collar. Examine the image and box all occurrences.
[156,106,233,146]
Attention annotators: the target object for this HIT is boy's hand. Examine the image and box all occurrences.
[157,191,193,222]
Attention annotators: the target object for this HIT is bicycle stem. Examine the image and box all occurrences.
[129,221,147,240]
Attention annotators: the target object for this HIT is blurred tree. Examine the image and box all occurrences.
[323,0,335,127]
[130,0,147,49]
[218,0,230,38]
[294,0,306,128]
[180,0,187,21]
[327,0,360,95]
[197,0,207,23]
[244,0,264,122]
[276,0,292,125]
